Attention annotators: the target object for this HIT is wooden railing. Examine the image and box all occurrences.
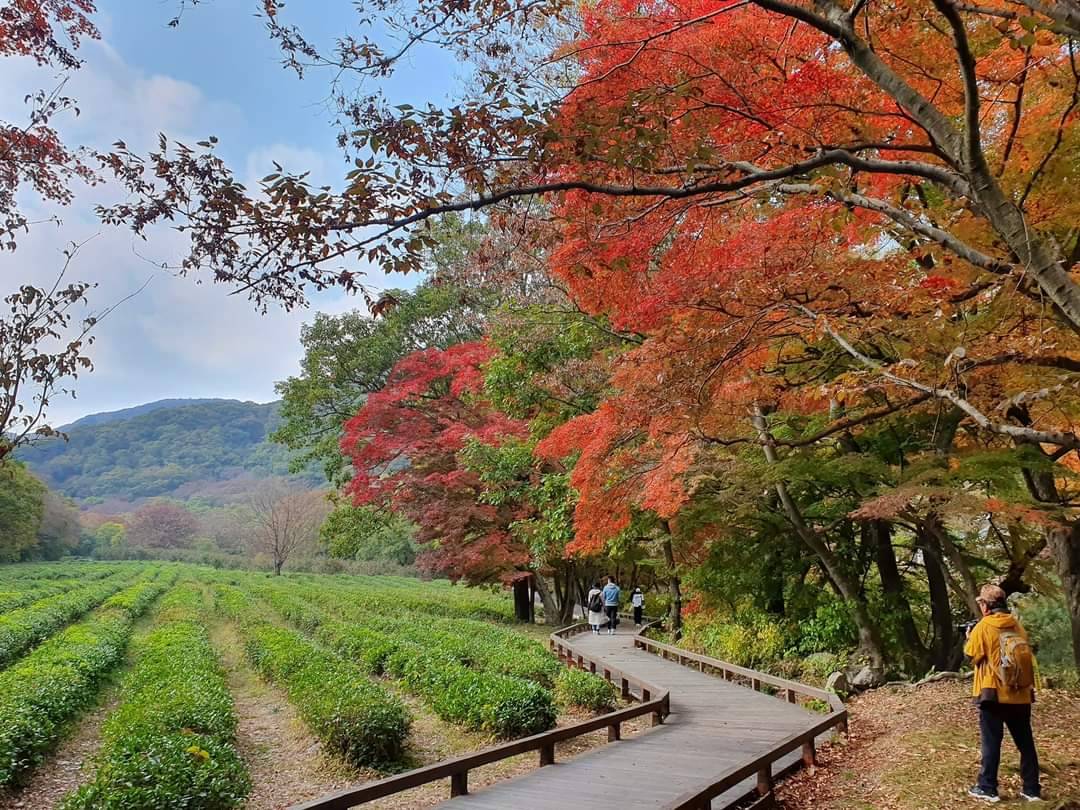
[629,632,848,810]
[290,621,670,810]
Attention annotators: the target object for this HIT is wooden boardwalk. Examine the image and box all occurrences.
[437,630,831,809]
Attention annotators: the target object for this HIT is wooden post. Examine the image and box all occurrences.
[751,677,761,691]
[450,771,468,797]
[608,723,621,742]
[642,688,651,702]
[802,739,816,767]
[757,764,773,795]
[589,661,597,674]
[539,743,555,767]
[603,668,612,681]
[786,689,797,704]
[577,654,584,669]
[652,707,663,726]
[621,677,630,699]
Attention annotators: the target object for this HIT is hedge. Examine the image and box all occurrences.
[217,586,410,770]
[554,668,618,713]
[0,575,167,786]
[0,571,140,668]
[61,583,249,810]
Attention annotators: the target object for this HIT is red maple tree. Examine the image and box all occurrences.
[341,342,532,582]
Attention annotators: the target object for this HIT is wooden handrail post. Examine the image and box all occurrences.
[589,660,597,674]
[802,738,816,767]
[751,677,761,691]
[642,688,651,702]
[786,689,797,704]
[603,668,612,681]
[539,743,555,767]
[450,771,468,797]
[620,677,630,699]
[608,722,621,742]
[756,763,773,795]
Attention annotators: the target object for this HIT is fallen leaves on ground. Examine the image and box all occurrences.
[777,681,1080,809]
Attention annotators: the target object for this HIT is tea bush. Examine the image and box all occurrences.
[243,622,410,768]
[62,583,250,810]
[257,584,558,738]
[554,668,618,713]
[0,571,139,667]
[0,575,167,786]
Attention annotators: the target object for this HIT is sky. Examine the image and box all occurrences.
[1,0,459,425]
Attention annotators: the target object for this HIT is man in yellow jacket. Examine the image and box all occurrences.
[963,584,1041,803]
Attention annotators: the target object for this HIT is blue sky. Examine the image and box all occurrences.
[1,0,458,425]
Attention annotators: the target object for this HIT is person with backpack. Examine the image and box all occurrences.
[631,586,645,626]
[964,584,1041,804]
[602,576,621,635]
[586,582,604,635]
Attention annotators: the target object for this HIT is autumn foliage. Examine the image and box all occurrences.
[342,343,532,582]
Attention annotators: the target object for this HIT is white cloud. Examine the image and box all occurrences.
[0,39,411,427]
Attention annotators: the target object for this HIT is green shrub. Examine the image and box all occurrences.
[385,646,556,737]
[794,601,858,655]
[1017,595,1074,671]
[0,576,166,786]
[243,623,410,768]
[555,668,618,713]
[62,583,249,810]
[683,610,786,669]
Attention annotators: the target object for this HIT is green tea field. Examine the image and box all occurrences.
[0,562,618,810]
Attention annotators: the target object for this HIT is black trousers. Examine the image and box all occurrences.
[977,702,1040,795]
[604,605,618,628]
[633,606,643,625]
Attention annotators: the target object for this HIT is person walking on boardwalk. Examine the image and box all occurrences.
[631,586,645,627]
[602,576,621,635]
[586,581,604,635]
[964,584,1042,804]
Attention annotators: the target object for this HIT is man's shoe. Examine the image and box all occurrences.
[968,787,1000,803]
[1019,791,1044,802]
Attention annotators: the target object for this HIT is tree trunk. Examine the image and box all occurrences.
[918,525,956,671]
[1049,523,1080,671]
[751,406,887,674]
[512,577,533,623]
[868,519,926,671]
[532,574,561,625]
[273,559,283,576]
[661,535,682,639]
[762,545,786,616]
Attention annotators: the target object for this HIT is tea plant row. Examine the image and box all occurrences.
[0,568,147,669]
[62,583,250,810]
[0,571,170,786]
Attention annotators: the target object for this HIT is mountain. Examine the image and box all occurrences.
[63,398,232,429]
[18,399,321,509]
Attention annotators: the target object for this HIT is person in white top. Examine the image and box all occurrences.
[631,587,645,626]
[585,582,604,635]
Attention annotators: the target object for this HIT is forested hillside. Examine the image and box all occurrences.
[18,400,317,506]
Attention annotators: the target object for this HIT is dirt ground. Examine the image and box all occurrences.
[775,680,1080,809]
